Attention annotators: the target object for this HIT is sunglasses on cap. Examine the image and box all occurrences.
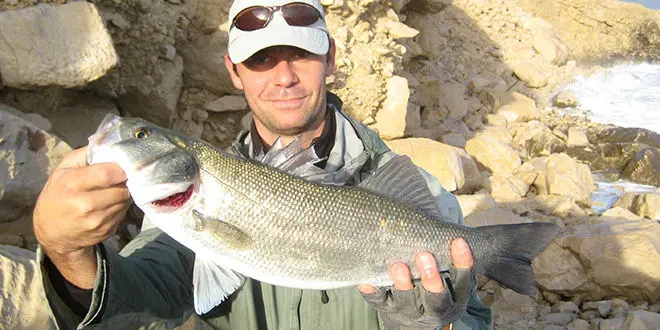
[232,2,323,32]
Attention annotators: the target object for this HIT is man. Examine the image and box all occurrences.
[33,0,492,328]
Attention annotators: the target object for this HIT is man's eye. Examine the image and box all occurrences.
[294,49,312,59]
[245,53,271,67]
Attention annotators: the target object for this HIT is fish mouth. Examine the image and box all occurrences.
[151,184,194,209]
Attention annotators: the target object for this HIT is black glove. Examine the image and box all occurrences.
[361,267,476,330]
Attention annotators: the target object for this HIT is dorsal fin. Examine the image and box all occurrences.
[358,155,442,219]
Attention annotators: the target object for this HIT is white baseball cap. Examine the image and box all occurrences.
[227,0,330,63]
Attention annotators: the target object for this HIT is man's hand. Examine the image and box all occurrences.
[34,147,131,288]
[357,238,476,329]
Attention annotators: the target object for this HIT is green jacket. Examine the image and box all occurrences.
[39,94,492,329]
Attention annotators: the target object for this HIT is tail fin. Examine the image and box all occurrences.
[475,222,559,296]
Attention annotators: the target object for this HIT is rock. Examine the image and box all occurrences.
[611,298,630,318]
[598,318,625,330]
[438,82,468,119]
[544,312,574,326]
[556,301,580,314]
[205,95,248,112]
[0,233,25,247]
[179,31,237,95]
[0,110,72,223]
[455,193,497,218]
[583,300,612,318]
[566,142,640,173]
[613,192,660,220]
[623,310,660,329]
[566,319,590,330]
[589,127,660,149]
[0,245,57,329]
[118,56,184,127]
[465,134,521,174]
[441,133,466,148]
[487,174,530,202]
[513,62,548,88]
[532,195,589,218]
[546,153,594,206]
[386,138,481,193]
[568,128,589,147]
[622,147,660,186]
[496,92,540,123]
[533,31,569,65]
[513,120,553,148]
[600,207,644,222]
[0,3,117,88]
[464,206,532,227]
[485,114,508,127]
[373,76,410,140]
[47,94,120,148]
[554,91,579,108]
[536,221,660,301]
[525,128,566,158]
[383,21,419,39]
[489,286,539,329]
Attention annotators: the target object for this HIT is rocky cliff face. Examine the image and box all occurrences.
[0,0,659,329]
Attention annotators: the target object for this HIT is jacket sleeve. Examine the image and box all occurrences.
[39,227,197,329]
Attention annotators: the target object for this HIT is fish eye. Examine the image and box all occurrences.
[135,127,151,139]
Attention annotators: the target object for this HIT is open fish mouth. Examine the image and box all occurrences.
[152,184,195,208]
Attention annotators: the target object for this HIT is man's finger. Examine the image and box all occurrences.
[78,184,131,211]
[390,262,414,291]
[450,238,473,269]
[415,252,444,293]
[356,284,377,294]
[71,163,128,191]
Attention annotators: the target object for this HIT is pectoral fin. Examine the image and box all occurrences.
[192,209,253,250]
[193,255,245,314]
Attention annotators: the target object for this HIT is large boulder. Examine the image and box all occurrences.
[373,76,411,140]
[613,192,660,220]
[534,220,660,301]
[0,108,71,223]
[179,31,238,95]
[465,134,521,174]
[622,147,660,187]
[519,154,594,206]
[495,92,540,123]
[0,246,56,329]
[0,2,117,88]
[386,138,482,193]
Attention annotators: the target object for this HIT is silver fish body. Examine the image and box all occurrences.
[88,114,559,314]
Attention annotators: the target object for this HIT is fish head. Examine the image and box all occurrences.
[87,114,199,211]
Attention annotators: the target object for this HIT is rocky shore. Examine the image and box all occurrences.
[0,0,658,329]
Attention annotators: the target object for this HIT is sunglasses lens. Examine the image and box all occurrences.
[282,3,320,26]
[234,7,272,31]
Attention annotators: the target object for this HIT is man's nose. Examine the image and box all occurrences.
[272,60,298,87]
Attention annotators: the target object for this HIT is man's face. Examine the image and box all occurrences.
[224,41,336,137]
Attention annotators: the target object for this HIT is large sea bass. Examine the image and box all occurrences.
[87,114,559,314]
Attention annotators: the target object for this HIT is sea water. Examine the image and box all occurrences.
[619,0,660,10]
[566,62,660,216]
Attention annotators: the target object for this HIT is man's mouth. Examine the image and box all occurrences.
[152,185,194,208]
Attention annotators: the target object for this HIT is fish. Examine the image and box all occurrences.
[87,114,560,315]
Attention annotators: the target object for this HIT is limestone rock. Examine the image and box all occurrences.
[487,174,530,202]
[465,134,521,174]
[489,285,539,329]
[205,95,248,112]
[0,246,57,329]
[613,192,660,220]
[384,21,419,39]
[599,318,625,330]
[118,56,184,127]
[566,319,590,330]
[464,206,531,227]
[0,3,117,88]
[496,92,540,123]
[554,91,579,108]
[513,62,548,88]
[374,76,410,140]
[622,310,660,329]
[455,193,497,218]
[438,82,468,119]
[532,31,569,66]
[600,207,644,222]
[441,132,466,148]
[179,31,237,95]
[568,127,589,147]
[0,109,72,223]
[546,153,594,206]
[622,147,660,186]
[536,221,660,301]
[47,94,119,148]
[386,138,481,193]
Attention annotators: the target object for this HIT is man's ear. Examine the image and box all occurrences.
[325,38,336,77]
[224,54,244,90]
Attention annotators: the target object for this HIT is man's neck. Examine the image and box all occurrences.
[254,119,326,150]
